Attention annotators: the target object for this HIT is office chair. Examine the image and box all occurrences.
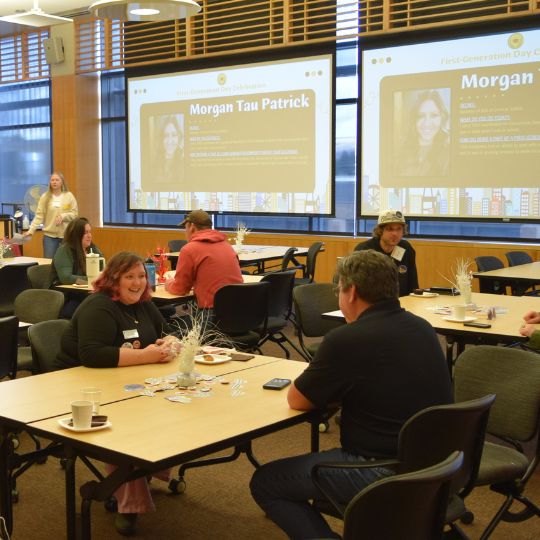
[0,315,18,380]
[292,283,342,361]
[167,240,187,270]
[312,395,495,540]
[27,263,52,289]
[294,241,324,286]
[257,270,306,359]
[28,319,70,373]
[505,251,538,296]
[14,289,65,373]
[0,262,37,317]
[474,256,505,294]
[454,345,540,539]
[342,452,464,540]
[213,282,270,352]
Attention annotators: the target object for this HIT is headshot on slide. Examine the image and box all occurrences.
[394,88,450,177]
[153,114,184,186]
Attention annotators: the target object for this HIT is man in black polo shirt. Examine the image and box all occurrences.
[250,250,452,539]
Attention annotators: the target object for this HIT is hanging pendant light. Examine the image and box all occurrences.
[89,0,201,22]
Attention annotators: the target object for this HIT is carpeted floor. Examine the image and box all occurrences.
[8,324,540,539]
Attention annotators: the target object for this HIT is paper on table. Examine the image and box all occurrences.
[9,233,31,245]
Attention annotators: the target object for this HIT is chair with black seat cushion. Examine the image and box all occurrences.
[342,452,464,540]
[257,270,306,359]
[213,282,270,352]
[454,345,540,539]
[0,316,19,380]
[312,394,495,540]
[474,256,506,294]
[294,241,324,286]
[28,319,70,373]
[167,240,187,270]
[505,251,538,296]
[27,263,52,289]
[0,262,37,317]
[14,289,65,374]
[292,283,342,361]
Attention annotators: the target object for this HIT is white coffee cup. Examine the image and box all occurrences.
[452,304,467,321]
[71,400,93,429]
[81,387,102,414]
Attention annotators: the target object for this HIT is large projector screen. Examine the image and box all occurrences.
[127,52,334,215]
[360,23,540,220]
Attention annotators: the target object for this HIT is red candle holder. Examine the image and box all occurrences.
[150,246,169,284]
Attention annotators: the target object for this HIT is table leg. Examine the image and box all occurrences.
[0,427,14,536]
[64,450,77,540]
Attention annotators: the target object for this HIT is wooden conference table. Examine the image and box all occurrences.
[167,244,310,274]
[56,274,263,305]
[323,292,540,370]
[0,357,317,539]
[473,261,540,293]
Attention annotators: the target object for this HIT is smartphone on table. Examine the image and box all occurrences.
[263,378,292,390]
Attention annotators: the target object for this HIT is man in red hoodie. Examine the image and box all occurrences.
[165,209,243,308]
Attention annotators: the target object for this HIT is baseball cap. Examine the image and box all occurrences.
[178,209,212,228]
[378,209,406,226]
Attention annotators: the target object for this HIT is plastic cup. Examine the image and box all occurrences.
[71,400,93,429]
[81,387,102,414]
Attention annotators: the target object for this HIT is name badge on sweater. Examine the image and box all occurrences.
[391,245,405,261]
[123,329,139,339]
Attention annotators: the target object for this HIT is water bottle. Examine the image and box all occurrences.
[144,258,156,292]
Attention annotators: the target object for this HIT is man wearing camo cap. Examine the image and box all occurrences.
[354,209,418,296]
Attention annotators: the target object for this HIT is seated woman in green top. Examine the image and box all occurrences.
[520,310,540,350]
[51,217,103,317]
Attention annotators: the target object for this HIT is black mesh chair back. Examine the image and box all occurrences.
[505,251,537,296]
[454,345,540,538]
[213,282,270,351]
[293,242,324,286]
[475,256,505,294]
[0,315,18,380]
[28,319,70,373]
[0,262,36,316]
[168,239,187,253]
[292,283,342,360]
[506,251,533,267]
[27,263,52,289]
[258,270,305,358]
[343,452,463,540]
[280,247,302,272]
[311,395,494,537]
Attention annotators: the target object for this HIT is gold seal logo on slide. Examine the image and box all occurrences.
[218,73,227,85]
[508,33,524,49]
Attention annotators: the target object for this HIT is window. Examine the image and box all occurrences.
[0,80,52,219]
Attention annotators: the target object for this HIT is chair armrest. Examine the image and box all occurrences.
[311,459,400,517]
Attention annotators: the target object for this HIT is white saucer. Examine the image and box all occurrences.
[442,316,477,323]
[194,354,231,365]
[58,417,112,433]
[410,292,439,298]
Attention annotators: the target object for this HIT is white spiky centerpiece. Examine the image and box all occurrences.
[234,222,250,250]
[444,258,474,304]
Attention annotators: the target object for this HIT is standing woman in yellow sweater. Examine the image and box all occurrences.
[23,172,78,258]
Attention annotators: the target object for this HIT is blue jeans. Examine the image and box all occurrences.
[43,235,62,259]
[250,448,393,540]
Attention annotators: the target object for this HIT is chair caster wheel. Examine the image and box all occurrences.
[59,458,67,470]
[104,497,117,512]
[460,511,474,524]
[11,435,20,450]
[169,478,186,494]
[318,422,329,433]
[12,489,19,504]
[36,455,47,465]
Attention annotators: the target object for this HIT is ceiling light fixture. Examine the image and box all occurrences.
[89,0,202,22]
[0,0,73,27]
